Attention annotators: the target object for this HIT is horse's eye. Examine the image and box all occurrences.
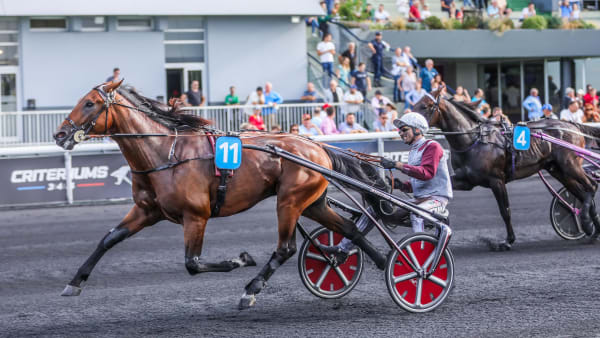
[85,101,94,108]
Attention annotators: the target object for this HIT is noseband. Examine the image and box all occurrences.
[63,86,114,143]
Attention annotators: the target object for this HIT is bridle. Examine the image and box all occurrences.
[63,85,115,144]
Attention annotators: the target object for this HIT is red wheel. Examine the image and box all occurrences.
[298,227,364,299]
[385,233,454,313]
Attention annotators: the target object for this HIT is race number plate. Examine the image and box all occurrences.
[513,125,530,151]
[215,136,242,170]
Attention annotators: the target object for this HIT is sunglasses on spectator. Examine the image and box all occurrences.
[291,128,299,131]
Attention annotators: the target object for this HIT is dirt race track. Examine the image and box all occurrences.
[2,177,600,337]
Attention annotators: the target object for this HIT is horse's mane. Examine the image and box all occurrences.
[446,98,486,124]
[117,86,211,130]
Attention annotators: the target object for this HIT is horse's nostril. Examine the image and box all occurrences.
[54,132,67,140]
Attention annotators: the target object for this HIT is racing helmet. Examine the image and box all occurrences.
[393,112,429,134]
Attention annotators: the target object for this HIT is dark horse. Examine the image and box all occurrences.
[53,81,393,309]
[413,89,600,250]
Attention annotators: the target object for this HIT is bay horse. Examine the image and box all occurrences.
[413,89,600,250]
[53,81,392,309]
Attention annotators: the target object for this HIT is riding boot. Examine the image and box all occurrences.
[581,195,595,236]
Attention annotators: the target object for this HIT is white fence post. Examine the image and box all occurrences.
[64,151,74,204]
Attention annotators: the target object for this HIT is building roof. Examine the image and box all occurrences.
[0,0,324,16]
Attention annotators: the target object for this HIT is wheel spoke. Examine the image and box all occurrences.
[428,275,447,288]
[348,249,359,256]
[328,230,334,246]
[405,246,422,270]
[393,271,418,284]
[415,277,423,308]
[306,252,328,262]
[315,264,332,288]
[422,250,435,272]
[334,266,350,286]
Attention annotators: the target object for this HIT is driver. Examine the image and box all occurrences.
[319,112,452,262]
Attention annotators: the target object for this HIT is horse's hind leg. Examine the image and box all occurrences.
[61,205,161,296]
[301,193,387,269]
[183,211,256,275]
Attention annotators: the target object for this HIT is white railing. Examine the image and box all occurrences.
[0,102,379,148]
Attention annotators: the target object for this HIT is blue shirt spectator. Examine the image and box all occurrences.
[560,1,571,18]
[262,82,283,115]
[419,59,438,92]
[523,89,543,120]
[300,82,320,103]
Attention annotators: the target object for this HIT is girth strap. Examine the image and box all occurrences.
[211,169,231,217]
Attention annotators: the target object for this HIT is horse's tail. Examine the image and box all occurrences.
[322,146,389,195]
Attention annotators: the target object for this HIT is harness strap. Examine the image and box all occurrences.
[211,169,231,217]
[130,155,214,174]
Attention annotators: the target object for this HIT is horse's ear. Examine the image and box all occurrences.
[105,79,124,93]
[464,100,480,109]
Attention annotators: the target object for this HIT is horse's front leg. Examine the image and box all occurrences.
[487,178,515,251]
[183,211,255,275]
[61,205,162,296]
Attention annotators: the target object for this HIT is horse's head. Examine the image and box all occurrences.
[412,87,445,128]
[53,80,123,150]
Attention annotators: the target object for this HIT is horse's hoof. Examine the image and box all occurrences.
[240,252,256,267]
[481,238,512,252]
[238,292,256,310]
[582,220,595,237]
[61,284,82,297]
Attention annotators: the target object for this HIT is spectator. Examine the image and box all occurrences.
[305,17,320,37]
[570,3,581,20]
[289,123,300,135]
[399,66,418,109]
[351,62,371,98]
[179,94,191,107]
[490,107,512,125]
[453,86,470,102]
[301,82,319,103]
[583,104,600,122]
[481,104,492,119]
[563,88,576,109]
[542,104,558,119]
[186,80,205,106]
[471,88,487,114]
[385,103,399,121]
[559,0,571,20]
[263,82,283,124]
[374,4,391,23]
[106,67,120,83]
[441,0,455,17]
[325,79,345,104]
[421,4,432,18]
[463,0,476,9]
[487,0,501,18]
[249,108,265,130]
[339,112,368,134]
[523,88,543,120]
[368,31,389,87]
[397,0,410,18]
[317,1,331,37]
[317,33,336,86]
[520,2,536,21]
[371,90,392,116]
[224,86,239,105]
[339,42,358,72]
[431,74,443,92]
[320,106,340,135]
[312,106,325,127]
[406,80,427,110]
[270,124,282,133]
[391,48,409,102]
[409,2,423,21]
[240,122,258,130]
[299,113,323,136]
[343,85,364,118]
[402,46,419,70]
[576,88,586,108]
[560,99,584,123]
[373,111,396,132]
[584,85,599,106]
[244,86,265,116]
[419,59,438,93]
[336,56,352,89]
[362,3,375,21]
